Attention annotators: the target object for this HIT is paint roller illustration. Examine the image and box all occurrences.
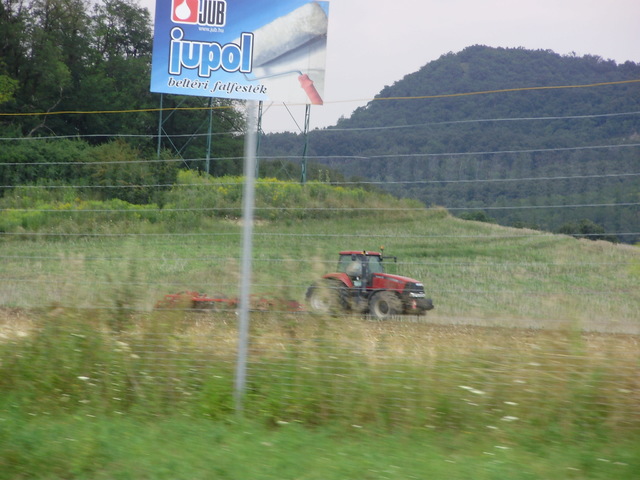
[242,2,328,105]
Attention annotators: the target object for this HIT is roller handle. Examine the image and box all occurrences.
[298,74,323,105]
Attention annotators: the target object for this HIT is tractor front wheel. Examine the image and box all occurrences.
[369,291,402,320]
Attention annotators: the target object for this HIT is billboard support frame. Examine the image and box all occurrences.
[301,104,311,184]
[155,94,217,173]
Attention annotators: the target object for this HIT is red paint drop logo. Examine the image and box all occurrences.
[172,0,198,24]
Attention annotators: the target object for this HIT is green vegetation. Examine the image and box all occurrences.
[0,0,244,172]
[1,7,639,474]
[1,175,637,323]
[1,412,638,479]
[1,308,639,478]
[4,8,638,242]
[0,171,420,232]
[262,46,640,242]
[4,9,638,243]
[1,178,639,478]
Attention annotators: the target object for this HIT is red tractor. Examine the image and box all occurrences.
[306,250,434,319]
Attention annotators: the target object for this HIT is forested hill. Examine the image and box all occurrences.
[261,46,640,243]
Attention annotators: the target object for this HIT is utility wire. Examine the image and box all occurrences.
[0,254,631,270]
[1,231,637,239]
[2,172,637,190]
[0,132,243,141]
[2,203,637,213]
[311,143,640,161]
[367,78,640,101]
[1,78,638,118]
[0,142,638,166]
[2,110,638,139]
[321,110,640,132]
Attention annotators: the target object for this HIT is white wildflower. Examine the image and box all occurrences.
[459,385,485,395]
[501,416,519,422]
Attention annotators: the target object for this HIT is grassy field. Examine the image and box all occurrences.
[1,184,639,478]
[2,415,638,480]
[1,309,639,479]
[1,209,638,327]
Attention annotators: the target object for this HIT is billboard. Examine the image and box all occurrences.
[150,0,330,105]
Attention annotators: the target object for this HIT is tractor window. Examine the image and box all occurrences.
[338,255,355,273]
[368,256,384,273]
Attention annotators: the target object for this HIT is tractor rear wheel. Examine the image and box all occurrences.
[369,291,402,320]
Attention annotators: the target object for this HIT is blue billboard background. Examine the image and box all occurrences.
[150,0,330,104]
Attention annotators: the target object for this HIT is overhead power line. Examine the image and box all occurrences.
[0,79,638,119]
[2,231,637,239]
[0,143,638,166]
[0,132,243,141]
[311,143,640,161]
[1,110,639,141]
[3,203,637,214]
[0,105,235,117]
[0,253,628,268]
[367,78,640,102]
[322,111,640,132]
[1,172,637,190]
[1,110,638,139]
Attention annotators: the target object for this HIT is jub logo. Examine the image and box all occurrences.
[171,0,227,27]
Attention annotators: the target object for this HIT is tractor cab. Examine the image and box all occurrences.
[337,251,385,288]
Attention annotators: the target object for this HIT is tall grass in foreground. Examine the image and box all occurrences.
[1,306,639,479]
[1,306,638,435]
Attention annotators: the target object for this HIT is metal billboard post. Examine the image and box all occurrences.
[301,103,311,184]
[156,94,164,159]
[206,97,214,175]
[234,100,258,414]
[255,101,263,178]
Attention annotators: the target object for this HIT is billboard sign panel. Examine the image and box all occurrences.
[150,0,330,105]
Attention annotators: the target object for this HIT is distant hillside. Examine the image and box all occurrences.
[261,46,640,243]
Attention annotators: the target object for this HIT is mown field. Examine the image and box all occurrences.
[1,181,639,479]
[2,208,638,327]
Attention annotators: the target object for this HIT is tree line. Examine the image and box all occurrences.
[0,0,246,176]
[0,0,350,203]
[2,10,638,242]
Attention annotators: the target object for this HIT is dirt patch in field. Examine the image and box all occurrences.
[421,313,640,335]
[1,308,638,367]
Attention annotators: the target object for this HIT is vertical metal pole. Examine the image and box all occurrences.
[157,94,164,159]
[255,101,263,178]
[206,97,214,175]
[234,100,258,414]
[300,104,311,184]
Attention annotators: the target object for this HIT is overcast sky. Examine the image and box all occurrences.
[141,0,640,132]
